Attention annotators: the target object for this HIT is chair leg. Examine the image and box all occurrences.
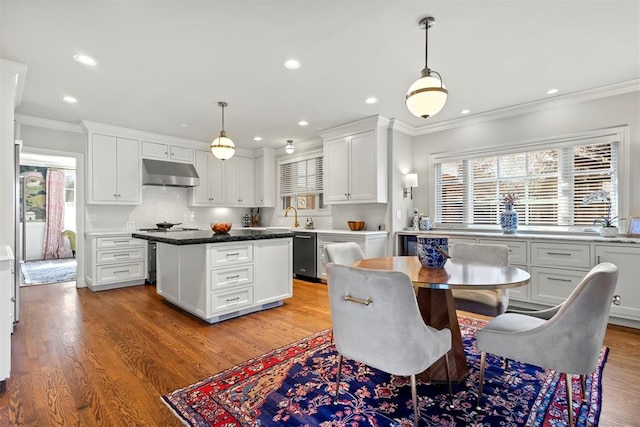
[334,354,343,404]
[444,354,453,408]
[566,373,574,427]
[580,374,587,403]
[410,374,419,427]
[476,352,486,409]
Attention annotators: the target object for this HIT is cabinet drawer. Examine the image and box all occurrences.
[530,266,587,305]
[530,242,590,268]
[507,264,530,301]
[318,235,365,263]
[208,243,253,267]
[210,286,254,314]
[210,265,254,290]
[96,236,144,249]
[96,248,145,264]
[479,239,527,264]
[96,262,145,284]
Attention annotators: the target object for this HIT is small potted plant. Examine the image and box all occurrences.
[582,190,619,237]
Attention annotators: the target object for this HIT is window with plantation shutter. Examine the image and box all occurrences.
[433,128,625,229]
[279,154,325,212]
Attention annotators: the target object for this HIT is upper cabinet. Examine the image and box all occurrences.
[254,148,276,207]
[320,115,389,204]
[226,155,254,206]
[141,140,194,163]
[88,133,141,205]
[188,150,225,206]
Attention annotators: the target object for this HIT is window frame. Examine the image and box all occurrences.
[428,126,630,233]
[277,149,331,217]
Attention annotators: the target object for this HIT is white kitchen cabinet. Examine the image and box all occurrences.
[86,233,146,291]
[156,238,292,323]
[320,115,388,204]
[0,246,14,392]
[317,232,388,281]
[254,148,276,207]
[88,133,141,204]
[188,150,225,206]
[595,245,640,321]
[225,155,254,206]
[142,140,194,163]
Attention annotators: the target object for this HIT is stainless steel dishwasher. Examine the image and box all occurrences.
[293,231,317,280]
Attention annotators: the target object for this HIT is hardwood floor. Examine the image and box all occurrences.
[1,279,639,426]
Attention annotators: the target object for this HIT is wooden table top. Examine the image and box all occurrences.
[353,256,530,290]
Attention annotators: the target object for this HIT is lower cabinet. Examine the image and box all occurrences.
[156,238,292,323]
[0,246,14,392]
[86,233,147,291]
[396,232,639,328]
[317,233,388,281]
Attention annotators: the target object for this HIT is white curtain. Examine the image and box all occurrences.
[42,169,67,260]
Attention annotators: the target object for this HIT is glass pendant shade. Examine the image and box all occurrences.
[406,74,448,119]
[211,132,235,160]
[285,140,294,154]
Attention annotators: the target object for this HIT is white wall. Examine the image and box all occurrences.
[411,92,640,221]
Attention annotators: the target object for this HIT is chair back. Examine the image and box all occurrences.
[543,262,618,373]
[450,243,509,265]
[324,242,365,266]
[326,263,451,376]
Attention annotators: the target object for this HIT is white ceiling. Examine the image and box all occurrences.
[2,1,639,150]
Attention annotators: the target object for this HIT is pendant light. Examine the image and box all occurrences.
[405,16,448,119]
[285,139,295,154]
[210,101,235,160]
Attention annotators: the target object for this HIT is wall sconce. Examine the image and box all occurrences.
[403,173,418,199]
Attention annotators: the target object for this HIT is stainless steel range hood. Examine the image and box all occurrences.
[142,159,200,187]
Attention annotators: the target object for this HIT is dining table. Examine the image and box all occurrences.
[353,256,531,383]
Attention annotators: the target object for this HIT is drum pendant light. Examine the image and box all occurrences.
[405,16,448,119]
[210,101,236,160]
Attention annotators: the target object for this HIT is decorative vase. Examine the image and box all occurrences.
[417,236,449,268]
[419,216,431,231]
[600,226,618,237]
[500,203,518,234]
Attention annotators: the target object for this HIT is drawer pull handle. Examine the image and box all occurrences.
[114,240,130,245]
[226,296,240,303]
[226,252,240,257]
[114,270,130,275]
[226,274,240,280]
[547,277,572,282]
[344,294,373,306]
[612,294,622,305]
[114,254,130,258]
[546,252,572,256]
[295,235,312,239]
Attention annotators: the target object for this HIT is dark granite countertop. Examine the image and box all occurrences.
[131,229,294,245]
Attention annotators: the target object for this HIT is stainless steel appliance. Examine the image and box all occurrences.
[138,227,200,284]
[293,231,317,280]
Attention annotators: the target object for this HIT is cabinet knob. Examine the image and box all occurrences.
[612,294,622,305]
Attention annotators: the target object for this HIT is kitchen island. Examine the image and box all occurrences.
[132,229,294,323]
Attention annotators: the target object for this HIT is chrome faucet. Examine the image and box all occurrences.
[284,206,300,228]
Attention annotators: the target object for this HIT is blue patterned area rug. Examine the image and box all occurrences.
[162,316,607,427]
[21,258,76,285]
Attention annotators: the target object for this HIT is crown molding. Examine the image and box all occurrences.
[388,118,416,136]
[413,79,640,136]
[16,114,83,133]
[0,59,28,107]
[317,115,391,140]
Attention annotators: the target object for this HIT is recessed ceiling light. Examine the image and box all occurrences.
[546,88,559,95]
[298,120,309,127]
[283,59,301,69]
[179,123,191,127]
[73,54,97,66]
[460,109,470,115]
[62,95,77,103]
[365,97,379,105]
[253,136,263,141]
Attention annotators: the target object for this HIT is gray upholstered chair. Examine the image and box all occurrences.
[326,263,453,427]
[476,262,618,427]
[324,242,365,266]
[450,243,510,316]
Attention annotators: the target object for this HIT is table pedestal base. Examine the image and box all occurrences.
[415,287,469,384]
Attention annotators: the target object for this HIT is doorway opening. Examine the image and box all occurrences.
[19,152,77,286]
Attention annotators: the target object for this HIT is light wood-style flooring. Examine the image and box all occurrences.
[1,279,639,426]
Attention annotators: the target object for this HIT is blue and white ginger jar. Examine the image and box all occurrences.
[500,203,518,234]
[417,236,449,268]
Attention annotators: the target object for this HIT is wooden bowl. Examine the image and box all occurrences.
[347,221,365,231]
[211,223,232,234]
